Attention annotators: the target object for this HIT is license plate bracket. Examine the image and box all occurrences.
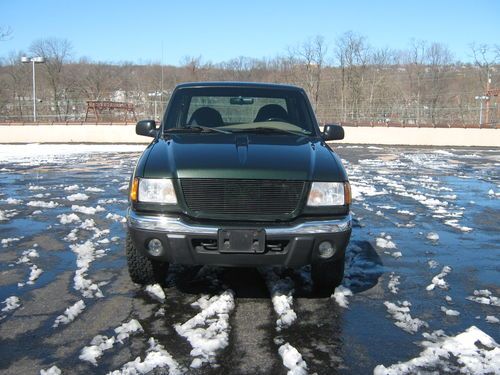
[218,229,265,253]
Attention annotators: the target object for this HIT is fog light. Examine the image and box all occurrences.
[147,238,163,256]
[318,241,335,258]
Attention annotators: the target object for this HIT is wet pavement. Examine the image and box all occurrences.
[0,144,499,374]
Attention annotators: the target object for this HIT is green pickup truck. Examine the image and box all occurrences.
[126,82,352,291]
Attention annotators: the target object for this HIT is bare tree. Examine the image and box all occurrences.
[29,38,73,120]
[288,36,327,111]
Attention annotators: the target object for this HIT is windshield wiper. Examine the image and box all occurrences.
[165,125,232,134]
[232,126,310,136]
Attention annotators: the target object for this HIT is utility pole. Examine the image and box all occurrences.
[485,70,491,126]
[475,95,489,127]
[21,56,46,122]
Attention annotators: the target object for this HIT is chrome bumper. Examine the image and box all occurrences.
[127,210,352,235]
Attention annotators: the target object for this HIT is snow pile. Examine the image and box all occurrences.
[108,337,184,375]
[278,343,308,375]
[174,290,235,368]
[397,210,416,216]
[0,208,18,220]
[86,187,104,192]
[58,213,81,224]
[332,286,353,308]
[70,240,105,298]
[26,264,43,285]
[350,182,388,201]
[374,326,500,374]
[486,316,499,324]
[2,197,22,204]
[376,233,396,249]
[388,273,400,294]
[426,266,452,291]
[1,296,21,312]
[67,193,89,202]
[106,213,126,223]
[1,237,21,247]
[440,306,460,316]
[40,366,62,375]
[27,200,59,208]
[53,300,86,328]
[261,268,297,331]
[16,249,39,264]
[71,205,105,215]
[64,184,79,191]
[426,232,439,241]
[145,284,165,302]
[466,290,500,306]
[383,301,428,334]
[444,219,473,232]
[80,319,143,366]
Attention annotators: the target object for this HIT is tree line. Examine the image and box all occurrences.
[0,33,498,126]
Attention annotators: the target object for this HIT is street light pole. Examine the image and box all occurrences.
[21,56,45,122]
[475,95,490,128]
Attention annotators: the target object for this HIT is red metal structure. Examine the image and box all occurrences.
[85,101,137,122]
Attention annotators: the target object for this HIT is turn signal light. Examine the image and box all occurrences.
[130,178,139,202]
[344,182,352,205]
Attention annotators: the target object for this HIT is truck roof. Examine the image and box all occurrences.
[175,81,303,91]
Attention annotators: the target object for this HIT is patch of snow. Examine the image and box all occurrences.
[466,290,500,307]
[332,286,353,308]
[71,204,105,215]
[1,237,22,247]
[108,337,184,375]
[174,290,235,368]
[70,240,104,298]
[16,249,39,264]
[80,319,143,366]
[1,296,21,312]
[426,266,452,291]
[426,232,439,241]
[53,300,86,327]
[376,233,396,249]
[486,316,499,324]
[388,273,400,294]
[67,193,89,202]
[85,187,104,192]
[2,197,22,204]
[26,264,43,285]
[145,284,165,303]
[40,365,62,375]
[383,301,428,334]
[106,213,126,223]
[261,268,297,331]
[444,219,473,232]
[374,326,500,375]
[278,342,308,375]
[391,252,403,259]
[64,184,79,191]
[440,306,460,316]
[428,260,439,269]
[27,200,59,208]
[58,213,81,224]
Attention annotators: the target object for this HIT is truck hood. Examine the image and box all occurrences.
[142,133,346,181]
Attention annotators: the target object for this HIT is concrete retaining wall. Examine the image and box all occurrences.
[0,124,499,147]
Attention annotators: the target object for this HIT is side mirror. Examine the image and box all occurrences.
[136,120,158,137]
[323,124,344,141]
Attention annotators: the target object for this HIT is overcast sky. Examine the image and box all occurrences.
[1,0,499,65]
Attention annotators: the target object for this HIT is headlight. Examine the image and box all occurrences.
[307,182,347,206]
[135,178,177,204]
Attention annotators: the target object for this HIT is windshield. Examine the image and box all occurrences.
[163,87,316,135]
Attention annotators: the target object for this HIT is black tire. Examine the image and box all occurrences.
[126,232,168,286]
[311,257,345,294]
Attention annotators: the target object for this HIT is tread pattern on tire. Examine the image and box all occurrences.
[126,233,168,285]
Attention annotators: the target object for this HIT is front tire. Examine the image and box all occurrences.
[311,257,345,294]
[126,232,168,286]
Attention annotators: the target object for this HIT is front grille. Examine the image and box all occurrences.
[180,179,306,219]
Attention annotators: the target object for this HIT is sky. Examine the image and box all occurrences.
[1,0,499,65]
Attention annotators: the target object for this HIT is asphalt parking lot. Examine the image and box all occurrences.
[0,144,499,375]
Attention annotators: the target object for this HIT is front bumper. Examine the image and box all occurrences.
[127,210,352,267]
